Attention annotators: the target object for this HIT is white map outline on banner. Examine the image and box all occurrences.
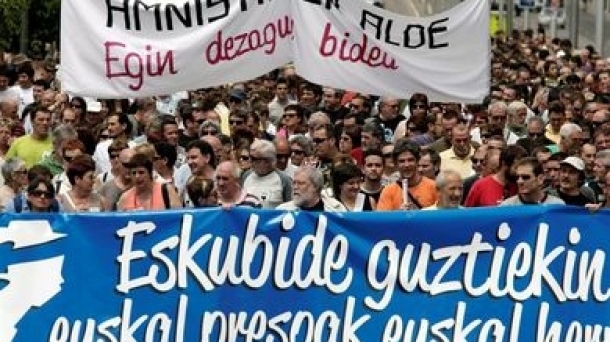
[0,221,66,342]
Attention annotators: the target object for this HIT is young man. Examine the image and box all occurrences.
[360,149,385,210]
[5,106,53,168]
[377,138,438,210]
[500,157,564,205]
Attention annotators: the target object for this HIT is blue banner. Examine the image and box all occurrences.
[1,206,609,342]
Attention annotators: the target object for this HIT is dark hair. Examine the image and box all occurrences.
[421,149,441,168]
[500,145,528,168]
[70,97,87,112]
[27,177,55,198]
[547,101,566,116]
[549,152,568,162]
[331,162,362,199]
[66,154,96,186]
[364,148,384,161]
[129,153,154,176]
[393,137,421,161]
[27,165,52,183]
[342,125,362,148]
[514,156,544,176]
[29,105,51,121]
[186,177,216,208]
[186,140,216,168]
[16,63,35,79]
[109,112,133,136]
[408,93,429,115]
[154,141,178,169]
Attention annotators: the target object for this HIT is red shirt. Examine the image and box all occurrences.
[464,175,506,207]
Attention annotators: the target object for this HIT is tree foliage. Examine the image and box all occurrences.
[0,0,30,51]
[0,0,60,55]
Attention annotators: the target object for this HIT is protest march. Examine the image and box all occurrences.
[0,0,610,340]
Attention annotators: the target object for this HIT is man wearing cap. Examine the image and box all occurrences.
[554,156,597,206]
[268,77,296,125]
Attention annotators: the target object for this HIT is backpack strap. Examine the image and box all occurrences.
[13,194,23,213]
[395,180,422,209]
[161,183,170,209]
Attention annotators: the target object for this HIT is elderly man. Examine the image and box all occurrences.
[216,161,261,208]
[424,170,464,210]
[558,123,583,155]
[242,139,292,208]
[277,166,346,211]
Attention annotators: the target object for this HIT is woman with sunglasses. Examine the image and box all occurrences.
[26,178,58,213]
[57,155,106,212]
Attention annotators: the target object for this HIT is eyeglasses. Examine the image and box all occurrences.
[109,153,120,160]
[312,137,327,144]
[471,157,485,164]
[250,156,268,163]
[201,130,218,136]
[291,150,305,156]
[30,190,52,198]
[516,174,533,180]
[276,153,290,159]
[412,104,427,109]
[239,155,251,162]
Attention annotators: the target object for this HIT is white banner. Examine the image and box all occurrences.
[291,0,490,103]
[60,0,293,98]
[61,0,489,102]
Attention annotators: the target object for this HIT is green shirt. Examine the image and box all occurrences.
[5,134,53,169]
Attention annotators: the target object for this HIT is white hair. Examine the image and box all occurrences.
[559,123,582,138]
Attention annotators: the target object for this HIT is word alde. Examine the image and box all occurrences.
[206,16,294,65]
[361,10,449,49]
[105,41,178,91]
[106,0,271,31]
[319,23,398,70]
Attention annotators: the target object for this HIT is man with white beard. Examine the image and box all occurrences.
[277,166,346,212]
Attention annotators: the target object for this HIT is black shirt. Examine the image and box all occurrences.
[558,191,592,207]
[301,199,326,211]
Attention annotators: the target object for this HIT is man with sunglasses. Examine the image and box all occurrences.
[500,157,564,206]
[516,116,554,154]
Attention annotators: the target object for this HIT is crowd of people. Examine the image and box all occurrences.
[1,28,610,213]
